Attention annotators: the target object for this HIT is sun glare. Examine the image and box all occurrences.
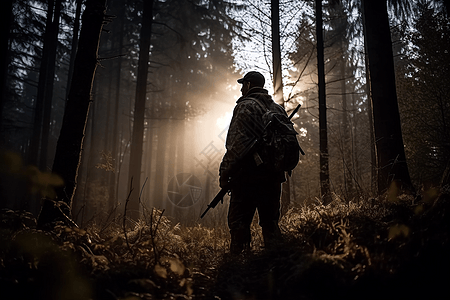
[299,127,307,137]
[216,112,232,130]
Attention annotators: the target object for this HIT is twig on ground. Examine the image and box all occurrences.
[150,207,166,263]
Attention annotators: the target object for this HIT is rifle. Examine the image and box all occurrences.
[200,103,302,219]
[200,184,229,218]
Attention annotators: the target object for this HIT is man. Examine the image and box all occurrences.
[219,71,287,254]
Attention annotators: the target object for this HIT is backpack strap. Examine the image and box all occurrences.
[242,97,270,167]
[246,97,270,113]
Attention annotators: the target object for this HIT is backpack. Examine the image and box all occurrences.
[251,98,302,174]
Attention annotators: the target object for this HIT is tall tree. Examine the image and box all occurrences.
[38,0,109,226]
[362,0,413,195]
[108,0,126,210]
[65,0,83,101]
[0,0,14,130]
[40,0,63,169]
[128,0,154,220]
[271,0,291,214]
[316,0,331,204]
[29,0,62,168]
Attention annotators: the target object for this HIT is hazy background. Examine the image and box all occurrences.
[1,0,448,226]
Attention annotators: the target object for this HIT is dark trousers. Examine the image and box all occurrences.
[227,181,282,254]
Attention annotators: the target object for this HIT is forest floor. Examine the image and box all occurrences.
[1,189,449,300]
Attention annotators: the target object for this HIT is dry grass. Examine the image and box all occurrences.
[1,190,449,300]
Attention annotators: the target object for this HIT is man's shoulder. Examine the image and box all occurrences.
[242,95,287,115]
[236,97,269,117]
[235,97,263,111]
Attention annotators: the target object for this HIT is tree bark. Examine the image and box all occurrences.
[128,0,154,220]
[40,0,63,170]
[38,0,108,227]
[66,0,83,101]
[153,120,169,208]
[362,0,414,195]
[109,0,126,210]
[340,52,353,199]
[0,0,13,131]
[29,0,56,166]
[316,0,331,204]
[271,0,290,214]
[363,35,377,196]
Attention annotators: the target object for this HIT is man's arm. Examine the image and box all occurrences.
[219,100,263,185]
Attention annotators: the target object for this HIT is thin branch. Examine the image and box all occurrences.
[123,177,134,256]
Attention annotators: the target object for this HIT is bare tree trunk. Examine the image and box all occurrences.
[29,0,56,166]
[37,0,108,227]
[128,0,154,220]
[0,0,13,131]
[168,119,177,178]
[66,0,83,101]
[109,0,126,210]
[176,113,185,176]
[362,0,414,195]
[316,0,331,204]
[364,48,377,196]
[153,120,169,208]
[340,55,353,199]
[271,0,290,215]
[40,0,63,170]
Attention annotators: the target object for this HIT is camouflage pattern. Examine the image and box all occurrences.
[219,87,286,184]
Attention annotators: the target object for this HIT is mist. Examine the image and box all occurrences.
[1,0,448,228]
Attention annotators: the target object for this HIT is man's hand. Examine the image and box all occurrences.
[219,173,230,189]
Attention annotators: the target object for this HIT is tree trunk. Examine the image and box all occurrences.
[362,0,414,195]
[128,0,154,220]
[271,0,283,105]
[340,54,353,199]
[109,0,126,210]
[168,119,177,178]
[0,0,13,131]
[364,42,377,196]
[37,0,108,227]
[66,0,83,101]
[271,0,290,214]
[40,0,63,170]
[316,0,331,204]
[153,120,169,208]
[29,0,56,166]
[176,97,185,176]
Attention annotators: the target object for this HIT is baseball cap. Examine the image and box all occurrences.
[237,71,265,87]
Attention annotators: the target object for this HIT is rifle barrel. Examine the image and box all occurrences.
[288,104,301,120]
[200,188,228,218]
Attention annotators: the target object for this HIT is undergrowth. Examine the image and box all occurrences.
[1,191,449,300]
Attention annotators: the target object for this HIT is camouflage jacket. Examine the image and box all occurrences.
[219,87,286,185]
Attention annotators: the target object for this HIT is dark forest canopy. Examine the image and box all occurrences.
[0,0,449,225]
